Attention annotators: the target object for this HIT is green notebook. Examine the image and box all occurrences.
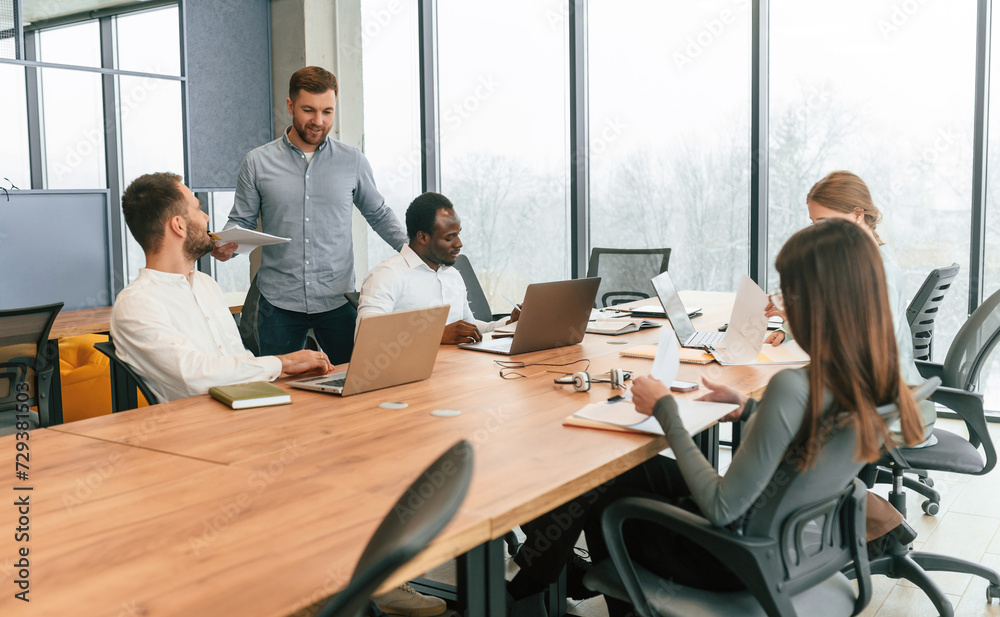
[208,381,292,409]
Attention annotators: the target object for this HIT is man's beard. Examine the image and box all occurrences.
[184,228,214,261]
[294,119,329,145]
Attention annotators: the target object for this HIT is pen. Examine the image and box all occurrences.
[502,295,521,311]
[208,232,223,242]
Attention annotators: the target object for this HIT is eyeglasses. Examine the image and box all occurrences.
[768,292,785,312]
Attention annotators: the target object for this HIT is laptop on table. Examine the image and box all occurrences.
[458,277,601,356]
[650,270,725,349]
[287,305,449,396]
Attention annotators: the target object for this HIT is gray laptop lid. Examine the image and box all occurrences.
[507,277,601,354]
[650,271,697,343]
[341,305,449,395]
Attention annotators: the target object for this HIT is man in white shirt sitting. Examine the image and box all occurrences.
[357,192,518,343]
[111,172,333,403]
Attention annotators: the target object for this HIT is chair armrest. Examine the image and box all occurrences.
[600,496,778,617]
[929,386,995,474]
[492,313,511,321]
[915,361,944,381]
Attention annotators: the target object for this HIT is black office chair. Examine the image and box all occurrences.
[93,341,160,412]
[316,440,474,617]
[907,263,960,362]
[0,302,64,428]
[583,389,925,617]
[452,254,509,322]
[586,248,671,308]
[238,274,261,356]
[872,285,1000,516]
[344,292,361,310]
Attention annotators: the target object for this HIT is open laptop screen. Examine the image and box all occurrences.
[650,271,696,342]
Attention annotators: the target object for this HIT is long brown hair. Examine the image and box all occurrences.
[807,170,884,244]
[776,219,924,469]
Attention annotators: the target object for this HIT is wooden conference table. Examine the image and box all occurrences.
[0,292,798,617]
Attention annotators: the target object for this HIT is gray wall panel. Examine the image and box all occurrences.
[1,190,114,310]
[186,0,272,190]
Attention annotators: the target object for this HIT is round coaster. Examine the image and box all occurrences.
[607,340,629,345]
[430,409,461,417]
[378,401,408,410]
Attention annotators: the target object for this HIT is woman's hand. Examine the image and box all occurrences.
[696,377,749,422]
[764,300,786,320]
[765,330,786,346]
[631,376,672,416]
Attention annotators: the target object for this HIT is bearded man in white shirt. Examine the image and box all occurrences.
[357,192,519,344]
[111,172,333,403]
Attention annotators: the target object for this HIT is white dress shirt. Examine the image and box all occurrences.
[111,268,283,402]
[357,245,503,334]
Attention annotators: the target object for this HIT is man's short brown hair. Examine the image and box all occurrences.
[121,172,186,252]
[289,66,339,99]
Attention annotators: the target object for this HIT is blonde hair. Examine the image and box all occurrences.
[807,170,884,244]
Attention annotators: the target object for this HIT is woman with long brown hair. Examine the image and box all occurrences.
[507,220,926,616]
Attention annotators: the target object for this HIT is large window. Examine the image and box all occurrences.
[589,0,751,293]
[0,64,30,190]
[768,1,977,364]
[438,0,570,310]
[361,0,421,271]
[38,66,106,189]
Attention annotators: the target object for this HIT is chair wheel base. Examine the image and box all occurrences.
[988,584,1000,603]
[922,500,940,516]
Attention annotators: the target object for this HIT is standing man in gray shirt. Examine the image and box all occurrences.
[213,66,407,365]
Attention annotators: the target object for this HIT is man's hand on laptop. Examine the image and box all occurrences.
[443,320,482,345]
[277,350,333,377]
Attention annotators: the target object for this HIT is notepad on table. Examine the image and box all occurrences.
[209,381,292,409]
[619,344,714,364]
[586,319,661,336]
[564,399,738,436]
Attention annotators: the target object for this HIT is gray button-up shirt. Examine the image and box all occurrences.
[225,129,407,314]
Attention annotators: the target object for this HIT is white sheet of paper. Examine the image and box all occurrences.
[711,275,768,364]
[212,227,291,251]
[650,327,680,384]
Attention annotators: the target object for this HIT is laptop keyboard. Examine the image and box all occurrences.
[315,377,346,389]
[688,330,725,347]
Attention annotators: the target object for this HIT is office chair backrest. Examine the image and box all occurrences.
[942,286,1000,391]
[344,292,361,310]
[906,263,960,362]
[0,303,64,427]
[317,440,474,617]
[739,378,937,596]
[93,341,161,412]
[238,274,261,356]
[452,254,495,322]
[586,248,671,307]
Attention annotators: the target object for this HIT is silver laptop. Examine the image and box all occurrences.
[650,271,725,349]
[458,278,600,356]
[287,305,449,396]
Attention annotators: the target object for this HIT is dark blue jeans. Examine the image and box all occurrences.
[257,295,356,364]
